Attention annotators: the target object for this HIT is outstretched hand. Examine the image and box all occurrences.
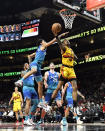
[58,32,69,38]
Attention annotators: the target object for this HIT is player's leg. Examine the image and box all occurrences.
[15,111,19,125]
[66,98,83,124]
[18,102,24,124]
[38,93,52,124]
[70,80,78,107]
[61,107,70,126]
[13,103,19,124]
[69,68,78,109]
[28,98,39,125]
[15,61,37,87]
[56,91,65,120]
[15,111,18,121]
[24,99,31,124]
[61,98,73,126]
[49,81,64,106]
[28,87,39,125]
[19,110,24,124]
[72,108,83,124]
[37,81,43,101]
[23,86,32,125]
[34,65,44,103]
[65,107,70,118]
[22,68,37,80]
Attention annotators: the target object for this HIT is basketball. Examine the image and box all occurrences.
[51,23,62,35]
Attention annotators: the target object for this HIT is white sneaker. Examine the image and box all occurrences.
[38,102,47,108]
[37,119,44,125]
[44,105,52,113]
[24,119,33,126]
[15,80,23,87]
[61,119,68,126]
[29,119,35,125]
[24,120,27,125]
[77,117,83,124]
[38,102,52,112]
[61,119,63,125]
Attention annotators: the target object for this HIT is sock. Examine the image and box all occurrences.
[49,98,54,106]
[25,116,29,121]
[63,117,66,120]
[40,98,43,102]
[29,113,33,119]
[75,116,78,120]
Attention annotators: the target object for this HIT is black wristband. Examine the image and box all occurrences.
[55,36,62,45]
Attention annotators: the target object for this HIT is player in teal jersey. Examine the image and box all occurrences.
[61,82,85,126]
[38,62,62,124]
[21,63,38,125]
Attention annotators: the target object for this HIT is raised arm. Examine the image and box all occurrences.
[54,32,69,52]
[21,71,25,77]
[77,90,85,100]
[28,53,36,64]
[44,71,49,88]
[43,32,69,48]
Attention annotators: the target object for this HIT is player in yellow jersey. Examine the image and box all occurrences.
[60,40,76,80]
[49,33,78,117]
[9,87,24,124]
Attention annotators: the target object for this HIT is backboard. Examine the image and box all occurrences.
[87,0,105,11]
[53,0,101,24]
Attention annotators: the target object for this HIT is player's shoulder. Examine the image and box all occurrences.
[65,82,69,87]
[12,92,15,96]
[18,92,21,95]
[13,92,15,94]
[40,44,46,51]
[45,71,49,75]
[67,82,72,86]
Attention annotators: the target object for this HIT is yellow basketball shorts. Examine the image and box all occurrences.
[13,102,21,112]
[60,66,76,80]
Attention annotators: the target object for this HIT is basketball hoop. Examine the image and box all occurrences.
[59,9,76,29]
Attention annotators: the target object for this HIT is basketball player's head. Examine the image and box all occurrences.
[49,62,55,70]
[36,38,46,46]
[15,87,18,91]
[24,63,29,70]
[63,39,71,47]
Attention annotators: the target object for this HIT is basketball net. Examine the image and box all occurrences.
[59,9,76,29]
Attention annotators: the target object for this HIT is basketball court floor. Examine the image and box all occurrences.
[0,122,105,131]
